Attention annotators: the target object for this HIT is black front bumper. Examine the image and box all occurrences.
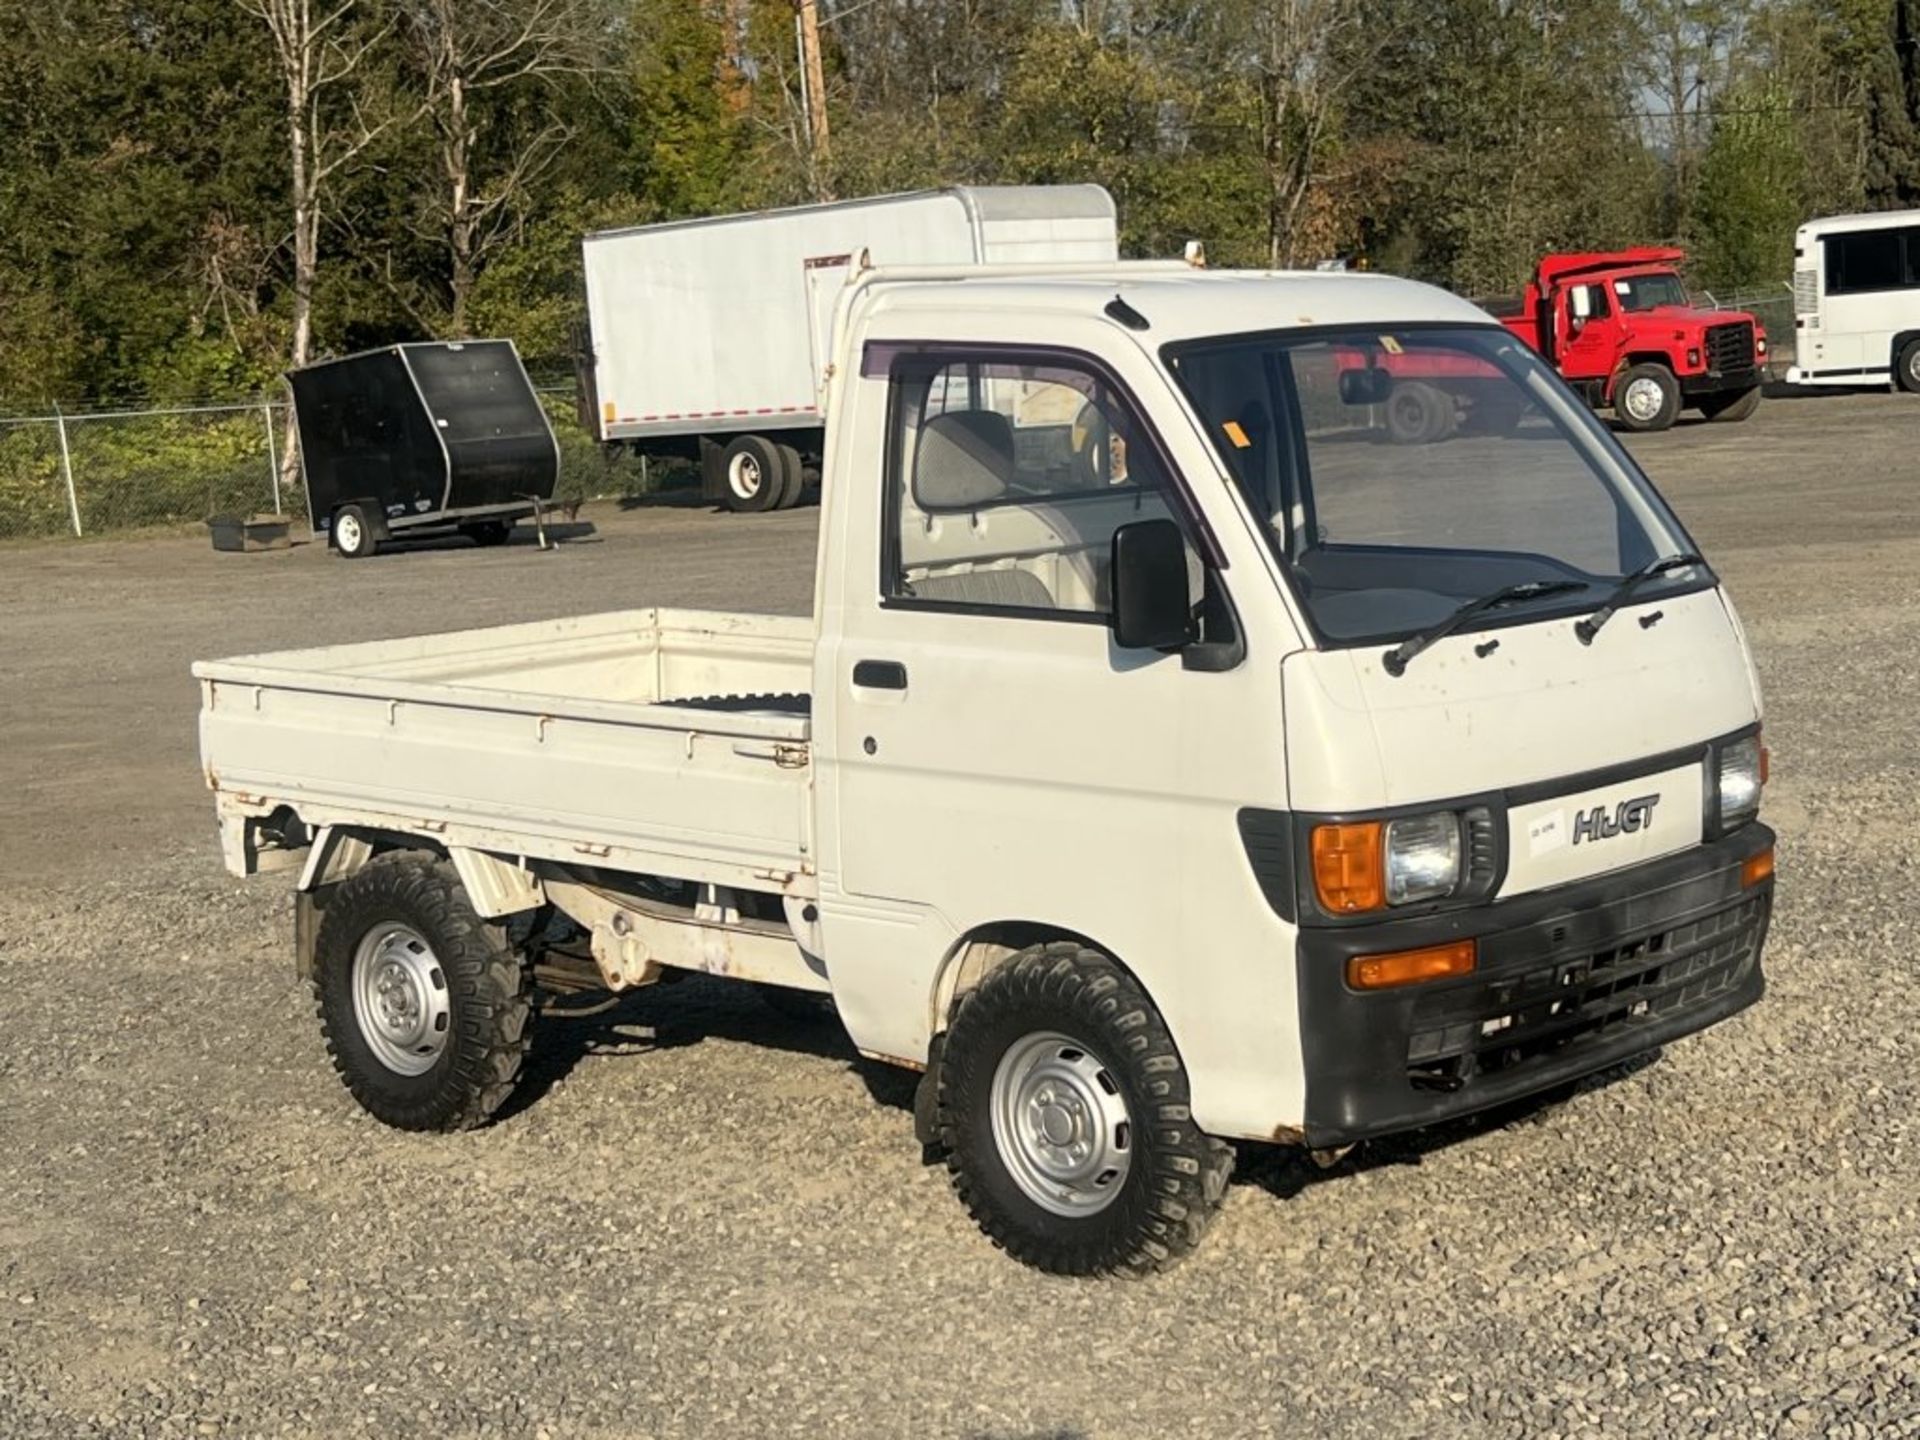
[1297,825,1773,1148]
[1679,365,1761,398]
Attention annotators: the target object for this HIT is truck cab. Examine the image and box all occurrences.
[1481,248,1767,432]
[199,259,1775,1277]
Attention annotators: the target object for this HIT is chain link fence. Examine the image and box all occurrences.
[0,386,657,544]
[1697,282,1796,373]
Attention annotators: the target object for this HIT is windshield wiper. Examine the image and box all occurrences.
[1382,580,1589,677]
[1574,553,1706,644]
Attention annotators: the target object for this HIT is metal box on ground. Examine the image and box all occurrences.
[289,340,559,557]
[207,513,292,552]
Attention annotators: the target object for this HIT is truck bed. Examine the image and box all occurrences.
[195,609,817,893]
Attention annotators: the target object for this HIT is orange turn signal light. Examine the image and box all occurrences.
[1742,847,1775,888]
[1347,939,1478,992]
[1311,821,1384,913]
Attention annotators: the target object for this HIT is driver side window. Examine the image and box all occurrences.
[881,353,1191,616]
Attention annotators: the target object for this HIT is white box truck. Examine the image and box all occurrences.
[199,257,1775,1277]
[578,185,1119,511]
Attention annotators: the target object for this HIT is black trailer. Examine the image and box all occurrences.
[289,340,559,558]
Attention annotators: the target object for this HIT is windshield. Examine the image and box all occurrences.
[1612,272,1690,311]
[1165,326,1703,645]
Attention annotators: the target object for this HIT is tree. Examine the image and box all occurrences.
[397,0,607,336]
[1695,82,1807,285]
[239,0,405,373]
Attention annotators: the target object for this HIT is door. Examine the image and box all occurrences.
[803,253,855,412]
[1555,281,1624,382]
[833,348,1214,906]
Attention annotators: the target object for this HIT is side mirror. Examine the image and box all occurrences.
[1570,285,1594,320]
[1338,367,1392,406]
[1111,519,1197,650]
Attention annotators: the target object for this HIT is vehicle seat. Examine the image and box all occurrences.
[905,411,1057,609]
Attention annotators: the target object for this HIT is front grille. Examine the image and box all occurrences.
[1404,895,1765,1091]
[1705,320,1756,376]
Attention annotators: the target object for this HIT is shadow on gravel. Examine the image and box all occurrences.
[1235,1050,1661,1200]
[495,972,914,1125]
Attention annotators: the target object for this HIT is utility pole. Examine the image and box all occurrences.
[794,0,831,198]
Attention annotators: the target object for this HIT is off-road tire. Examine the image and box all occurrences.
[1612,363,1680,432]
[720,434,786,514]
[1897,337,1920,394]
[1697,385,1761,423]
[333,503,377,559]
[936,942,1234,1277]
[313,852,531,1132]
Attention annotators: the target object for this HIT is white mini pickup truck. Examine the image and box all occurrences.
[198,256,1775,1276]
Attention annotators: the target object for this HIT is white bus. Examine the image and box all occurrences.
[1787,208,1920,391]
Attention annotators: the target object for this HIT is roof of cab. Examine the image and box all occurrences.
[854,267,1496,344]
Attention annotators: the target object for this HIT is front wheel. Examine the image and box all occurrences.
[936,942,1233,1276]
[1385,381,1452,444]
[312,852,531,1131]
[1698,386,1761,423]
[1613,363,1680,431]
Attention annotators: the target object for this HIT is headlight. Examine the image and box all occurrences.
[1717,734,1764,827]
[1385,812,1462,904]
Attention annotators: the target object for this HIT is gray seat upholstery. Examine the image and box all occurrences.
[906,410,1055,608]
[909,567,1055,608]
[914,410,1016,510]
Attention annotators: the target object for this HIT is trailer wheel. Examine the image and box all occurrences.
[1385,381,1451,444]
[771,442,805,510]
[1897,337,1920,394]
[332,504,377,559]
[720,435,785,513]
[1613,364,1680,431]
[462,519,513,546]
[936,942,1234,1276]
[1697,386,1761,423]
[312,852,531,1132]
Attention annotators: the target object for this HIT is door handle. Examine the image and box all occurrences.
[852,659,908,691]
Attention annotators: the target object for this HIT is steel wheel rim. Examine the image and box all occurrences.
[351,923,451,1076]
[1908,352,1920,386]
[727,452,763,500]
[336,512,363,552]
[990,1030,1133,1217]
[1622,377,1665,423]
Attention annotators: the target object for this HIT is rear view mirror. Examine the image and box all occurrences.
[1111,519,1197,650]
[1338,367,1392,406]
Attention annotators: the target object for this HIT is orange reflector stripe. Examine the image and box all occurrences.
[1347,939,1477,992]
[1742,847,1775,888]
[1311,821,1384,913]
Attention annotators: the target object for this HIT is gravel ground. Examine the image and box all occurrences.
[3,394,1919,1437]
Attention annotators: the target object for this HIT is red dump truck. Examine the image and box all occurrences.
[1358,249,1767,442]
[1482,249,1766,432]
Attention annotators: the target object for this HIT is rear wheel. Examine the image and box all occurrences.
[462,519,512,546]
[313,852,531,1131]
[332,504,377,559]
[720,435,786,514]
[1385,381,1452,444]
[1698,386,1761,423]
[771,442,805,510]
[936,942,1233,1276]
[1613,363,1680,431]
[1897,337,1920,394]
